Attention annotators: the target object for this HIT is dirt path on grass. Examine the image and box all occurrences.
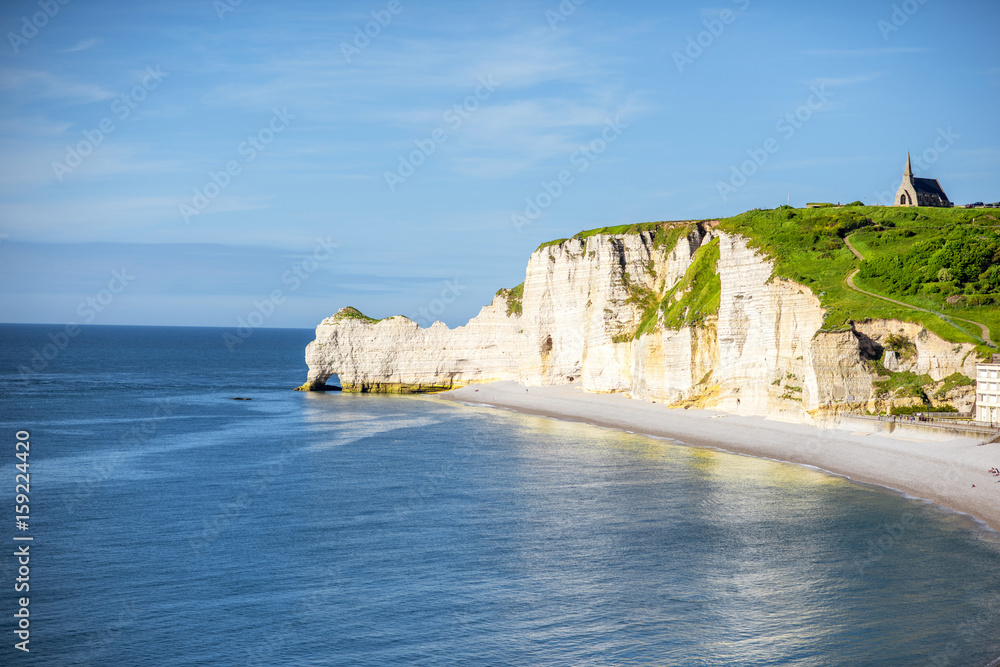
[843,236,995,347]
[843,236,865,261]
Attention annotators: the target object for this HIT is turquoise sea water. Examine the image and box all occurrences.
[1,323,999,666]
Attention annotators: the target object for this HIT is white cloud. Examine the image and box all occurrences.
[807,73,886,88]
[57,38,98,53]
[0,116,73,136]
[799,47,929,57]
[0,192,280,245]
[188,22,646,182]
[0,196,179,239]
[0,68,115,104]
[770,156,882,170]
[0,141,182,188]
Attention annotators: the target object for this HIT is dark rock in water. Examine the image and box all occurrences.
[293,383,342,392]
[231,397,252,401]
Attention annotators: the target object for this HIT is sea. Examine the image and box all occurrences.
[1,323,999,666]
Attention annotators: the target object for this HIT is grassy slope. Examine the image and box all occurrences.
[537,220,700,251]
[498,207,996,410]
[658,238,721,331]
[495,283,524,316]
[333,306,383,323]
[536,220,713,342]
[525,208,998,359]
[847,212,1000,347]
[718,206,998,354]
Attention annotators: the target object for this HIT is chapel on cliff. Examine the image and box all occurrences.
[894,153,951,207]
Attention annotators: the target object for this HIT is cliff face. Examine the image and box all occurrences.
[302,303,524,393]
[853,319,979,380]
[300,225,977,420]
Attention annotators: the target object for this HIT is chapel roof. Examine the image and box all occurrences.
[912,177,948,199]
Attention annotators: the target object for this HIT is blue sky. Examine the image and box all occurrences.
[0,0,997,329]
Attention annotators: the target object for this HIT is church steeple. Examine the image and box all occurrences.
[894,151,951,208]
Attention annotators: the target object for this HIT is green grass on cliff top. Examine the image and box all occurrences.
[624,237,723,341]
[333,306,382,323]
[537,220,702,251]
[717,205,998,352]
[495,282,524,316]
[660,237,721,330]
[546,206,998,353]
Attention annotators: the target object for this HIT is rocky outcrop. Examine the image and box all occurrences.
[852,319,979,380]
[299,303,525,393]
[299,224,980,421]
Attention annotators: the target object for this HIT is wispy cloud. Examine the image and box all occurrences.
[194,24,644,178]
[808,73,886,88]
[0,116,73,136]
[0,193,277,244]
[199,28,615,111]
[0,196,180,239]
[441,94,643,178]
[0,141,181,188]
[770,155,883,170]
[57,38,98,53]
[799,47,929,57]
[699,7,743,19]
[0,68,114,104]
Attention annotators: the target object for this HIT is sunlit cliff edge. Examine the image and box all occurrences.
[298,211,990,423]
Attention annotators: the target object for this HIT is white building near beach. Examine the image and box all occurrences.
[976,363,1000,423]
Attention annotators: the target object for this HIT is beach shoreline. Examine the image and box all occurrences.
[437,382,1000,533]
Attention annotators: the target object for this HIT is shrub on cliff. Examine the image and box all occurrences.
[719,206,998,350]
[496,283,523,316]
[334,307,381,323]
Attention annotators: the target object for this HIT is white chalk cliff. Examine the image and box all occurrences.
[299,223,978,420]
